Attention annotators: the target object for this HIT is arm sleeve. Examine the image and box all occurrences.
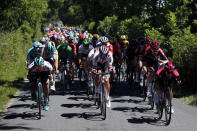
[159,48,168,60]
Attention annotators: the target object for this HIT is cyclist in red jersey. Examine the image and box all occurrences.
[154,61,181,113]
[141,41,168,101]
[134,37,148,83]
[68,37,77,84]
[112,36,121,65]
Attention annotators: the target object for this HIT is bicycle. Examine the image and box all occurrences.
[59,62,70,94]
[93,71,109,120]
[79,62,90,98]
[155,79,172,125]
[141,67,155,109]
[114,63,121,83]
[35,77,44,119]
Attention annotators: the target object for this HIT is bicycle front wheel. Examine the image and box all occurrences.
[37,83,42,119]
[164,86,172,125]
[100,83,106,120]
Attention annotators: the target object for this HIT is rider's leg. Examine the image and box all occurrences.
[94,70,101,98]
[66,66,71,89]
[54,59,58,87]
[104,76,111,107]
[42,78,50,110]
[42,79,50,98]
[146,67,154,97]
[135,56,140,82]
[27,74,37,100]
[71,61,75,83]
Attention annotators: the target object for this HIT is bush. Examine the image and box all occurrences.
[169,27,197,92]
[97,15,118,36]
[118,17,150,41]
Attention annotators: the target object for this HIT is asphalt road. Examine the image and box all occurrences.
[0,78,197,131]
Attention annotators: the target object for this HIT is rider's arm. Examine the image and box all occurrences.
[78,45,83,65]
[158,48,168,61]
[43,61,53,74]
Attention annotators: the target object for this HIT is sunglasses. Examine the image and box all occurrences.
[36,66,43,70]
[101,54,107,58]
[151,49,159,53]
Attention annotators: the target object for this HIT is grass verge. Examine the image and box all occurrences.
[0,79,24,113]
[179,94,197,107]
[0,84,18,111]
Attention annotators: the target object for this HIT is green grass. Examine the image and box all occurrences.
[0,83,19,111]
[180,94,197,107]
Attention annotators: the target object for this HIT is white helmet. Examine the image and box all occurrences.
[100,36,109,43]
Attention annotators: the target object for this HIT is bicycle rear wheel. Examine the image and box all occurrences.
[157,102,163,120]
[62,71,66,94]
[142,78,147,101]
[164,87,172,125]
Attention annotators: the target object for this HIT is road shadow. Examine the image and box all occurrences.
[67,96,90,101]
[127,116,167,126]
[0,123,41,130]
[60,112,104,121]
[51,80,88,96]
[112,106,150,113]
[8,95,32,102]
[8,104,32,109]
[111,98,142,104]
[61,103,96,109]
[61,113,82,119]
[82,112,104,121]
[3,111,40,120]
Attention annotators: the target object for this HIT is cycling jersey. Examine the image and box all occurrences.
[156,65,180,88]
[57,45,73,60]
[78,44,94,56]
[28,61,53,83]
[143,47,168,61]
[113,41,121,54]
[28,61,52,73]
[96,42,113,55]
[135,44,146,56]
[156,66,180,78]
[69,42,77,55]
[26,46,44,63]
[93,51,113,69]
[43,45,57,61]
[87,47,100,64]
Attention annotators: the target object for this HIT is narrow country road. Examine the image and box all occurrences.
[0,78,197,131]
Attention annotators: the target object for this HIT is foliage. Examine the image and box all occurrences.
[119,17,150,41]
[97,15,118,36]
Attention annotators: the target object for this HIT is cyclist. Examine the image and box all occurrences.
[68,37,77,84]
[92,45,113,108]
[92,34,99,47]
[112,36,122,69]
[134,37,147,84]
[119,35,129,60]
[57,40,73,89]
[78,39,94,81]
[154,61,181,113]
[87,46,100,93]
[43,42,58,91]
[26,41,43,68]
[125,39,138,81]
[141,41,168,102]
[27,56,52,111]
